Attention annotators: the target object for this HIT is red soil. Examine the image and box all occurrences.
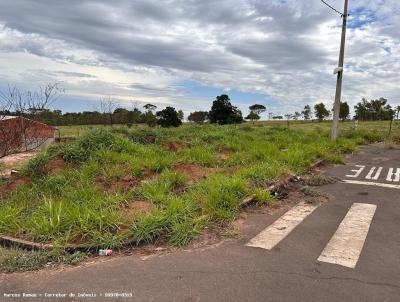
[107,175,137,194]
[0,177,31,194]
[161,141,190,151]
[217,148,231,160]
[176,163,207,180]
[45,159,68,174]
[124,200,153,218]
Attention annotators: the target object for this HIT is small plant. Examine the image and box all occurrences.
[254,188,275,205]
[0,249,87,273]
[305,175,340,186]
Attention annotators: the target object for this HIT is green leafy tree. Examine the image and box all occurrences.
[188,111,208,124]
[156,106,182,128]
[142,111,157,127]
[249,104,266,116]
[143,103,157,127]
[354,98,394,121]
[177,110,184,121]
[127,108,142,124]
[208,94,243,125]
[339,101,350,120]
[245,111,260,123]
[302,105,311,120]
[246,104,265,124]
[143,103,157,112]
[314,103,329,122]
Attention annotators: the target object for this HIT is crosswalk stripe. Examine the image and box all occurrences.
[342,179,400,189]
[246,202,319,250]
[317,203,376,268]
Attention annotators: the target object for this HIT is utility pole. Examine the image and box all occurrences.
[331,0,349,141]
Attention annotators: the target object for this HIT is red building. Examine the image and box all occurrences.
[0,116,55,157]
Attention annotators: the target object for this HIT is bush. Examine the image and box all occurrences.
[63,129,118,163]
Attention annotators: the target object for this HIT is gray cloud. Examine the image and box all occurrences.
[0,0,399,112]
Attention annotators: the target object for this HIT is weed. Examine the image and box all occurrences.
[253,188,275,205]
[0,122,393,257]
[305,175,341,186]
[300,186,328,198]
[179,146,216,167]
[0,248,87,273]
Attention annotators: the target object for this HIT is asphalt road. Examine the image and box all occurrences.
[1,145,399,302]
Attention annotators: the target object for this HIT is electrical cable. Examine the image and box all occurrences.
[320,0,344,16]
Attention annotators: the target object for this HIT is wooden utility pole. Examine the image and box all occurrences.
[331,0,349,141]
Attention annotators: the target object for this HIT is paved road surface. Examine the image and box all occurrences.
[1,146,399,302]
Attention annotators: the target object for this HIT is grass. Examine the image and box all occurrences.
[0,121,398,271]
[0,247,87,273]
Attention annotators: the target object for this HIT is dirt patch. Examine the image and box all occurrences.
[45,159,68,174]
[217,148,231,160]
[0,151,38,167]
[123,200,153,219]
[176,163,207,181]
[0,177,31,194]
[140,169,158,180]
[161,141,190,151]
[106,175,137,194]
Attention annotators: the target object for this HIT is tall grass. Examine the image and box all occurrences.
[0,122,386,249]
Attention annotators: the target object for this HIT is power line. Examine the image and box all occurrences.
[320,0,344,16]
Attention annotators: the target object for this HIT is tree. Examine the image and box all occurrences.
[156,107,182,128]
[314,103,330,122]
[354,98,394,121]
[245,111,260,123]
[339,101,350,121]
[143,103,157,112]
[99,97,118,126]
[208,95,243,125]
[249,104,266,116]
[302,105,311,120]
[177,110,184,121]
[293,112,301,120]
[143,103,157,127]
[284,114,293,120]
[246,104,265,124]
[113,107,129,124]
[127,108,142,124]
[188,111,208,124]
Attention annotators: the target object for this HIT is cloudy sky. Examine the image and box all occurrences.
[0,0,399,118]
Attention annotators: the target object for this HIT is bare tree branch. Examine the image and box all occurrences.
[99,97,119,126]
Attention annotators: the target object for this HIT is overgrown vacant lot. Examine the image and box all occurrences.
[0,124,391,251]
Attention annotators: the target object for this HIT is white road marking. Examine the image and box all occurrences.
[346,165,365,178]
[342,179,400,189]
[246,202,319,250]
[365,167,382,180]
[318,203,376,268]
[386,168,400,182]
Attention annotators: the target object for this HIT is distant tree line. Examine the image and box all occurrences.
[2,83,399,130]
[277,98,397,123]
